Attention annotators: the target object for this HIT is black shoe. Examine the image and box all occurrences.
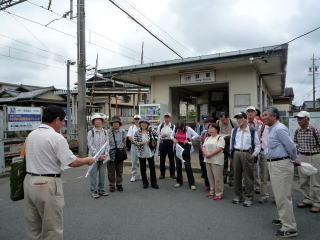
[170,175,176,179]
[275,230,298,238]
[255,189,261,194]
[116,185,123,192]
[272,219,282,226]
[151,184,159,189]
[109,186,115,192]
[159,175,165,179]
[143,183,149,189]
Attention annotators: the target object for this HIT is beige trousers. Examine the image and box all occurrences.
[268,159,297,232]
[206,163,224,196]
[257,151,270,197]
[233,151,254,201]
[298,153,320,207]
[24,174,64,240]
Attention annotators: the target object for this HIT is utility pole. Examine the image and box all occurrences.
[67,60,75,140]
[77,0,87,156]
[70,0,73,19]
[141,41,144,64]
[309,54,319,109]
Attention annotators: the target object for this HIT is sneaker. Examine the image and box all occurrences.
[116,185,123,192]
[272,219,282,226]
[213,195,222,200]
[243,200,253,207]
[130,176,136,182]
[204,186,210,191]
[143,183,149,189]
[275,230,298,238]
[258,196,269,204]
[151,184,159,189]
[159,175,165,179]
[206,193,213,198]
[109,186,115,192]
[190,185,197,190]
[232,197,243,204]
[91,191,100,199]
[255,189,261,194]
[174,183,182,188]
[98,190,109,196]
[170,175,176,179]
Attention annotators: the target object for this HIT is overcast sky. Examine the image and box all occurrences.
[0,0,319,105]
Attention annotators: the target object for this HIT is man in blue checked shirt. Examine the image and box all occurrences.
[263,106,300,238]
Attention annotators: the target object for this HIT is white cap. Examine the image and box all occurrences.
[91,113,107,122]
[295,111,310,118]
[133,115,141,119]
[164,112,172,117]
[246,106,256,111]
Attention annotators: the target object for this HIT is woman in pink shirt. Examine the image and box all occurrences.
[171,120,199,190]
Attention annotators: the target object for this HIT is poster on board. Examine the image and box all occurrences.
[7,106,42,131]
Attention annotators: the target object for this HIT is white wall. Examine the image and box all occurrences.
[150,66,260,117]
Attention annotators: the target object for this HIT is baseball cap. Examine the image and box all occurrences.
[246,106,256,112]
[133,115,141,120]
[295,111,310,118]
[164,112,171,117]
[234,112,247,119]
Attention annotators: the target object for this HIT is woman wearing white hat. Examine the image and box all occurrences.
[133,118,159,189]
[87,113,110,199]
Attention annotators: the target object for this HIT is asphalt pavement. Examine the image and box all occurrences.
[1,165,320,240]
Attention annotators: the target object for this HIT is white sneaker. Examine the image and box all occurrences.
[130,176,136,182]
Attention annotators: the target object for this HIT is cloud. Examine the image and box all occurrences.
[0,0,319,105]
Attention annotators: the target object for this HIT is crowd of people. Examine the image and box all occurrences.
[23,105,320,239]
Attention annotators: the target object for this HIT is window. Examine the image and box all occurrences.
[206,72,210,78]
[195,73,200,79]
[234,94,250,106]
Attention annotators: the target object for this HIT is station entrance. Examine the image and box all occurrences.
[170,83,229,125]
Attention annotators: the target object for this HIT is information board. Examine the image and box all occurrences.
[7,106,42,131]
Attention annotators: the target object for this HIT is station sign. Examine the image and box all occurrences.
[180,71,216,85]
[7,106,42,131]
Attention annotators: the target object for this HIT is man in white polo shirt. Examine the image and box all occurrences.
[24,106,95,240]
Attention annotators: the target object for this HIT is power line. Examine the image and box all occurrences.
[108,0,183,59]
[121,0,191,55]
[0,52,67,70]
[0,33,71,60]
[2,10,141,62]
[268,25,320,57]
[27,0,155,62]
[9,13,49,49]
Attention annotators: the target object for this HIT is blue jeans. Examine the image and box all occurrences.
[131,145,139,177]
[90,161,107,192]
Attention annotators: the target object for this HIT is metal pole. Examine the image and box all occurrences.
[67,60,71,140]
[313,54,315,109]
[0,110,5,175]
[77,0,87,156]
[70,0,73,19]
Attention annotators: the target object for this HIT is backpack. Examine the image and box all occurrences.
[91,128,107,138]
[294,127,320,146]
[230,126,256,156]
[159,123,174,133]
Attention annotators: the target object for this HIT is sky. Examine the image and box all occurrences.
[0,0,319,105]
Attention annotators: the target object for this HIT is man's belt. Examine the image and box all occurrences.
[234,149,251,153]
[267,156,289,162]
[27,172,61,177]
[299,152,320,156]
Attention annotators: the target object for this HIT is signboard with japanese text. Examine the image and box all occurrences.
[7,106,42,131]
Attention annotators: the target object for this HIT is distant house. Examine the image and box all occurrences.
[273,87,294,117]
[85,75,150,122]
[0,82,66,107]
[301,99,320,110]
